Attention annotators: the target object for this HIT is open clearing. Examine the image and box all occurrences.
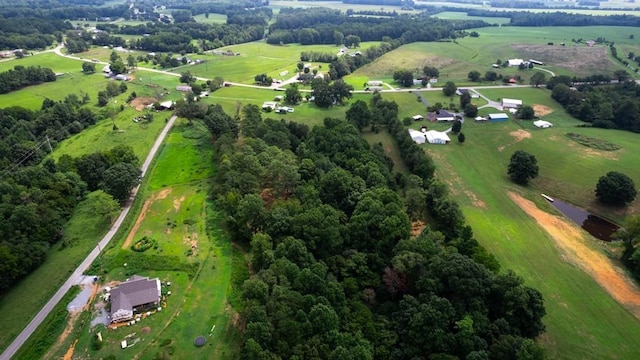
[512,44,611,76]
[509,192,640,318]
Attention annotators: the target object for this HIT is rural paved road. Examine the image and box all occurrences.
[0,115,178,360]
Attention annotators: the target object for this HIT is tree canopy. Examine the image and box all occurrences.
[595,171,637,205]
[508,150,539,185]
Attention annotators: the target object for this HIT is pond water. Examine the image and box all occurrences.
[545,197,619,241]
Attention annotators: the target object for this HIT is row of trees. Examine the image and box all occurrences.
[0,65,56,94]
[206,97,546,358]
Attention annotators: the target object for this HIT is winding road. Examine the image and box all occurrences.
[0,114,177,360]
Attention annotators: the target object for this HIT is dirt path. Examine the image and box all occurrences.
[122,188,172,249]
[508,192,640,318]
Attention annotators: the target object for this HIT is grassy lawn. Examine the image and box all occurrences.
[193,13,227,24]
[362,129,409,174]
[383,87,640,358]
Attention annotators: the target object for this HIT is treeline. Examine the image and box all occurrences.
[0,93,133,292]
[206,97,545,358]
[0,65,56,94]
[113,21,265,52]
[267,7,487,45]
[548,77,640,132]
[300,51,338,63]
[0,17,69,50]
[169,0,269,17]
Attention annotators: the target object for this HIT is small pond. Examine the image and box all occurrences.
[544,197,619,241]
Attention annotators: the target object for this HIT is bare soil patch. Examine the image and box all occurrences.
[130,97,157,111]
[141,326,151,334]
[45,311,81,360]
[512,44,611,75]
[532,104,553,117]
[122,188,172,249]
[465,190,487,209]
[498,129,532,152]
[508,191,640,318]
[173,196,186,212]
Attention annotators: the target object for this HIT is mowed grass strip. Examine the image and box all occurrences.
[398,88,640,358]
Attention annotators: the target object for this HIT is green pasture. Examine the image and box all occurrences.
[147,121,214,191]
[0,192,112,352]
[386,87,640,358]
[51,108,169,163]
[185,41,379,83]
[432,11,511,25]
[193,13,228,24]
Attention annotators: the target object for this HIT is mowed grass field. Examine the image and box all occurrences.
[350,26,640,86]
[432,11,511,25]
[379,88,640,358]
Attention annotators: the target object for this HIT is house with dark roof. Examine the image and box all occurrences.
[427,110,460,122]
[110,275,161,323]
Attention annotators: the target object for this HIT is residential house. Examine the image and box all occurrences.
[176,85,192,92]
[427,110,459,122]
[110,275,161,323]
[502,98,523,109]
[425,130,451,145]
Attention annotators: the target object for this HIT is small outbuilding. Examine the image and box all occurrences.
[412,115,424,121]
[474,116,488,122]
[262,102,278,110]
[488,113,509,122]
[533,120,553,128]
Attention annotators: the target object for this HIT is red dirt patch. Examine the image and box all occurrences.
[411,220,426,237]
[141,326,151,334]
[532,104,553,117]
[509,192,640,318]
[130,97,157,111]
[122,188,172,249]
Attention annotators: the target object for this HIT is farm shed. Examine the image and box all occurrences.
[488,113,509,122]
[408,129,427,144]
[502,98,522,108]
[412,115,424,121]
[367,80,383,86]
[474,116,488,122]
[159,101,174,110]
[110,275,161,323]
[534,120,553,128]
[176,85,192,92]
[425,130,451,145]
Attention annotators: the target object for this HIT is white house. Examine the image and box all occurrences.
[534,120,553,128]
[408,129,427,144]
[502,98,523,108]
[507,59,524,67]
[425,130,451,145]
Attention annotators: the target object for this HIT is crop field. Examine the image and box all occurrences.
[269,0,418,14]
[350,26,639,86]
[379,87,640,358]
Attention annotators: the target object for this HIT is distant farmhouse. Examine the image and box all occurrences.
[427,110,460,122]
[110,275,161,323]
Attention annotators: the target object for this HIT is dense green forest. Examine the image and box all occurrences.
[0,65,56,94]
[0,94,138,292]
[199,95,546,359]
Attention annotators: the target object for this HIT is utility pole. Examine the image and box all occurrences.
[45,135,52,153]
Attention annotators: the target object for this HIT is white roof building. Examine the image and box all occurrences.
[412,115,424,121]
[408,129,427,144]
[507,59,524,67]
[502,98,523,108]
[534,120,553,128]
[425,130,451,145]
